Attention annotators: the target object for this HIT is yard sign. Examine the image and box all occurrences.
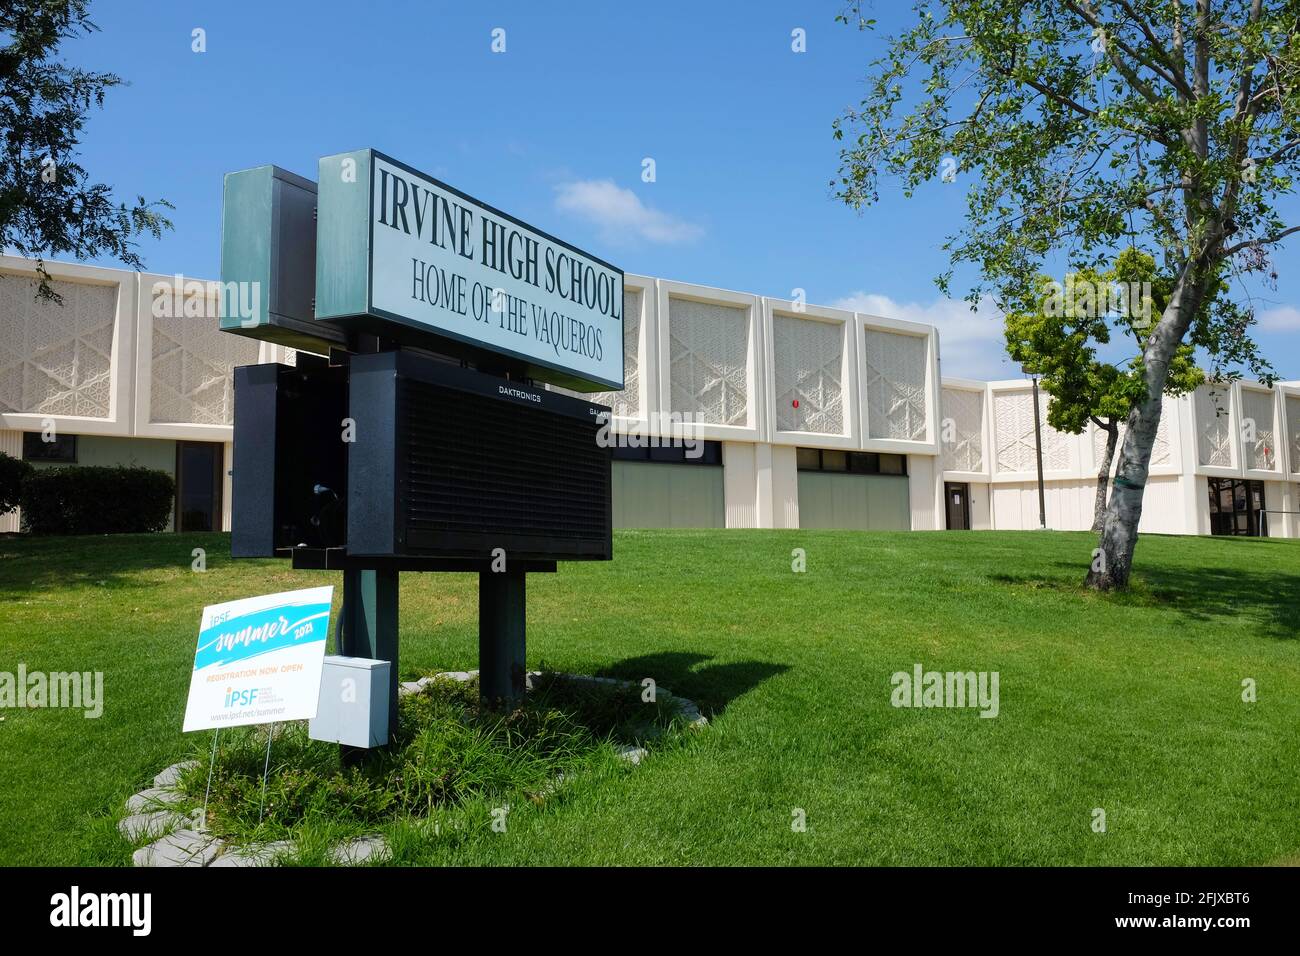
[182,586,333,732]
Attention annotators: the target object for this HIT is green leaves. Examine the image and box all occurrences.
[1003,250,1204,435]
[833,1,1296,387]
[0,1,172,300]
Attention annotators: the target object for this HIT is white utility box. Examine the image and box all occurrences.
[308,656,391,748]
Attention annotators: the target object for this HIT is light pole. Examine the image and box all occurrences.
[1023,365,1047,530]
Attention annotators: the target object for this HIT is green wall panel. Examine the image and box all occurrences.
[612,461,725,528]
[29,436,176,475]
[797,472,911,531]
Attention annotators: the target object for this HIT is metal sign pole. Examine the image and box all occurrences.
[258,723,276,824]
[201,728,220,830]
[479,568,527,705]
[339,567,400,755]
[1030,374,1048,529]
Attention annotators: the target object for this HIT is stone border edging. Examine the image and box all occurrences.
[125,670,706,867]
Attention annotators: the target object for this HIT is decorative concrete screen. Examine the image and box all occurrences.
[668,297,749,426]
[994,390,1068,473]
[1153,413,1172,465]
[773,315,843,435]
[1091,414,1172,469]
[1196,386,1233,467]
[1091,422,1118,470]
[579,289,642,418]
[940,387,984,472]
[151,291,260,425]
[1288,394,1300,475]
[862,328,927,441]
[0,275,116,417]
[1240,388,1278,471]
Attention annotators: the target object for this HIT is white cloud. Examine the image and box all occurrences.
[829,291,1014,380]
[553,179,703,244]
[1258,305,1300,331]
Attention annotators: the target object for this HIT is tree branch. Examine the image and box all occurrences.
[1222,224,1300,256]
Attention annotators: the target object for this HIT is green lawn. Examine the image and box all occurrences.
[1,528,1298,866]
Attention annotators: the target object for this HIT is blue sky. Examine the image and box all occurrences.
[62,0,1300,380]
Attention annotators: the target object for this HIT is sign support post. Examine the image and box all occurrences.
[340,568,400,737]
[222,147,622,749]
[479,569,527,704]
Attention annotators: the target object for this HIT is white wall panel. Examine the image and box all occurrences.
[723,441,757,528]
[1195,384,1235,470]
[941,386,984,473]
[221,441,234,533]
[770,444,800,529]
[992,389,1070,476]
[0,258,136,438]
[1286,392,1300,476]
[772,314,844,435]
[969,481,991,530]
[147,285,260,426]
[907,454,939,530]
[862,328,927,441]
[668,297,750,427]
[0,274,116,418]
[1135,475,1185,534]
[1090,411,1172,473]
[1240,386,1280,474]
[0,428,20,532]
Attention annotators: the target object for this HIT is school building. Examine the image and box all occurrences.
[2,254,1298,538]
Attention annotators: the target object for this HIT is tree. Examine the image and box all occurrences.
[0,0,171,299]
[833,1,1294,589]
[1004,249,1203,530]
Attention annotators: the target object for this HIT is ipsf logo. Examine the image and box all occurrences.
[50,886,151,936]
[224,686,259,708]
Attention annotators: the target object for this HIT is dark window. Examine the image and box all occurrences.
[1207,477,1266,537]
[848,452,878,474]
[796,447,908,476]
[879,453,907,475]
[612,440,722,465]
[22,431,77,463]
[821,449,847,472]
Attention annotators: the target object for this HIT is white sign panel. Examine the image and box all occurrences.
[367,152,625,390]
[182,586,333,732]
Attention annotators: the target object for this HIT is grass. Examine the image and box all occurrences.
[169,672,690,863]
[1,528,1298,865]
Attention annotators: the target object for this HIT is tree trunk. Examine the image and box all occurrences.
[1091,420,1119,532]
[1085,256,1213,590]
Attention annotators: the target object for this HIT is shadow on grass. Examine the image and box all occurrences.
[596,651,789,716]
[991,553,1300,641]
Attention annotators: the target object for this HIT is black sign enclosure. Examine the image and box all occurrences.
[221,149,621,718]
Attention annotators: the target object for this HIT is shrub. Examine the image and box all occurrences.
[19,465,175,535]
[0,452,32,516]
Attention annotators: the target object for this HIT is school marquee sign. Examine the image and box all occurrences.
[314,148,625,392]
